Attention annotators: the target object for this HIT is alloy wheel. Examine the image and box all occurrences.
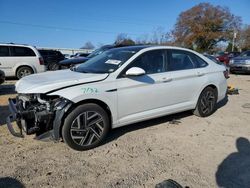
[200,90,215,114]
[70,111,105,147]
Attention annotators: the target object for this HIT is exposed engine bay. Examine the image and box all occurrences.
[8,94,72,139]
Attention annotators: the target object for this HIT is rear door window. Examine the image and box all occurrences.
[168,50,207,71]
[11,46,36,57]
[0,46,10,57]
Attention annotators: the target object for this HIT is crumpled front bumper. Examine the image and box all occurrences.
[6,97,73,141]
[6,98,24,138]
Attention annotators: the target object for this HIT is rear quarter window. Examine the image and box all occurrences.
[191,54,208,68]
[11,46,36,57]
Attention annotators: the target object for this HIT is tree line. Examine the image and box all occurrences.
[81,3,250,53]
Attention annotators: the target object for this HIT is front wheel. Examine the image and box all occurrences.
[193,87,217,117]
[62,103,110,151]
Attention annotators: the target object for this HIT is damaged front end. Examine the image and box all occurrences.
[6,94,72,141]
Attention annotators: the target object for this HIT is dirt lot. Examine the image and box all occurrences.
[0,75,250,188]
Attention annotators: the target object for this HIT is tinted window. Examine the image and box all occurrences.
[0,46,10,56]
[168,50,207,71]
[11,47,36,56]
[240,51,250,57]
[124,50,166,75]
[38,50,47,56]
[192,54,208,68]
[168,50,195,71]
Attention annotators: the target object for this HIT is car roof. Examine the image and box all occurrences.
[112,45,200,53]
[0,43,35,48]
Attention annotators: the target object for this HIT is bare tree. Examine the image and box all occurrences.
[114,33,135,46]
[135,34,150,44]
[81,41,95,49]
[237,25,250,51]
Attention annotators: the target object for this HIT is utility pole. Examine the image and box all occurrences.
[232,31,237,52]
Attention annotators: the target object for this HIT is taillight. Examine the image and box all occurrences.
[39,57,44,65]
[223,70,229,79]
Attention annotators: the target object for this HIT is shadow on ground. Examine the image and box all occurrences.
[217,96,228,109]
[104,96,228,145]
[0,105,9,126]
[0,84,16,95]
[104,110,192,145]
[216,137,250,188]
[0,177,25,188]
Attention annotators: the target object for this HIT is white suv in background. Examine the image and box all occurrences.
[0,43,46,79]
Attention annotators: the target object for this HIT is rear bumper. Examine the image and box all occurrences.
[6,98,24,138]
[35,65,46,73]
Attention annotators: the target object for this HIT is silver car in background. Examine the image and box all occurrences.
[229,50,250,74]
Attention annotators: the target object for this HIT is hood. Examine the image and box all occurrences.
[59,57,89,65]
[16,69,108,94]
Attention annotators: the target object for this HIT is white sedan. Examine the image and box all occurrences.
[7,46,227,150]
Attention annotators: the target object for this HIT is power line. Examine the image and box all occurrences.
[0,20,149,36]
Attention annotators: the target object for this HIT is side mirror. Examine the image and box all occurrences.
[125,67,145,76]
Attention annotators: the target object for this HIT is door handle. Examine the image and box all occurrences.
[197,72,205,77]
[162,77,172,82]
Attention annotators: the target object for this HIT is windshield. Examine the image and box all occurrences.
[75,47,140,73]
[240,51,250,57]
[87,48,107,58]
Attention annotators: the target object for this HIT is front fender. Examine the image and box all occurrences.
[48,83,118,126]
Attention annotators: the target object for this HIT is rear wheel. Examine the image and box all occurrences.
[48,62,59,71]
[16,66,33,79]
[193,87,217,117]
[62,103,110,151]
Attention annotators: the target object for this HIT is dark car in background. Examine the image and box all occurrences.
[38,49,65,70]
[229,50,250,74]
[216,51,240,65]
[73,52,90,58]
[58,44,127,69]
[0,70,5,84]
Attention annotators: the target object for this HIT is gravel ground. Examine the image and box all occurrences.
[0,74,250,188]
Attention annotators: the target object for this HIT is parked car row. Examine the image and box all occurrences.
[58,45,122,69]
[206,51,250,74]
[1,43,249,82]
[216,51,240,65]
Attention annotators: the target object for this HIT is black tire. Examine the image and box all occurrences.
[62,103,110,151]
[48,62,59,71]
[193,87,217,117]
[16,66,34,79]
